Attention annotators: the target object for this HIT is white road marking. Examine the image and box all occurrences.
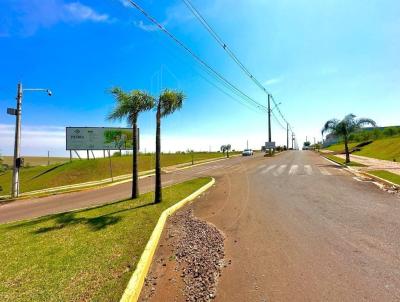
[261,165,276,174]
[274,165,287,176]
[304,165,313,175]
[318,166,331,176]
[288,165,298,175]
[257,164,267,170]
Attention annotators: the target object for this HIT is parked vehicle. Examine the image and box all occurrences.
[242,149,254,156]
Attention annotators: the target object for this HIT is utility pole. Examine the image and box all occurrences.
[246,139,249,149]
[7,82,52,198]
[267,94,271,142]
[47,150,50,166]
[11,83,22,198]
[292,133,295,149]
[286,123,289,150]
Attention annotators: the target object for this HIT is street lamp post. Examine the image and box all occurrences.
[7,82,52,198]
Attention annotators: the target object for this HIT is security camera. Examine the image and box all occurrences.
[47,89,52,96]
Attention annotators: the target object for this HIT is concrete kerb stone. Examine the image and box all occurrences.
[119,177,216,302]
[321,154,399,189]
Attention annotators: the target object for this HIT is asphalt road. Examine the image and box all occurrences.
[0,156,244,224]
[144,150,400,301]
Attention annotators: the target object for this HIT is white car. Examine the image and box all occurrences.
[242,149,254,156]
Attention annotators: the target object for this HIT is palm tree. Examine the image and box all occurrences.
[322,114,376,163]
[108,88,154,199]
[220,144,231,158]
[226,144,231,158]
[154,89,185,203]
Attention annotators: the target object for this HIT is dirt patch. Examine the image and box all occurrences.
[140,210,225,302]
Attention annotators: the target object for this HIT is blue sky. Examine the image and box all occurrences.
[1,0,399,156]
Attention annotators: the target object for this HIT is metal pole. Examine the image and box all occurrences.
[11,83,22,198]
[70,150,72,162]
[47,150,50,166]
[268,94,271,143]
[108,150,113,182]
[287,123,289,150]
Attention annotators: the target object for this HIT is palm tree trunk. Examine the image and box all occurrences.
[154,104,162,203]
[344,136,350,164]
[132,118,139,199]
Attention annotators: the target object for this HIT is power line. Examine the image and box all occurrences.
[123,0,267,113]
[182,0,293,130]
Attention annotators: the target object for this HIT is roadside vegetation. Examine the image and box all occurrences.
[108,87,155,199]
[154,89,185,203]
[368,170,400,186]
[2,156,70,167]
[326,136,400,162]
[0,152,231,196]
[324,154,365,167]
[322,114,376,163]
[0,177,211,302]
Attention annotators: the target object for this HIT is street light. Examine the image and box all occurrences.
[7,82,52,198]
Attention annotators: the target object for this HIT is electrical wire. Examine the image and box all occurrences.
[123,0,267,113]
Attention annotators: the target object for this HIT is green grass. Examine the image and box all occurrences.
[324,154,365,167]
[325,142,359,152]
[2,156,70,167]
[0,177,211,302]
[368,170,400,185]
[0,152,232,195]
[326,137,400,162]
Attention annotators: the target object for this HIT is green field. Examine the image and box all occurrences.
[2,156,70,167]
[0,152,231,195]
[368,170,400,185]
[326,137,400,162]
[324,154,365,167]
[0,177,210,302]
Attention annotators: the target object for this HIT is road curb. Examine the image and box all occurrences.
[322,155,399,188]
[361,172,400,188]
[119,177,216,302]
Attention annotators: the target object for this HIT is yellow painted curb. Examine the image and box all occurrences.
[119,177,216,302]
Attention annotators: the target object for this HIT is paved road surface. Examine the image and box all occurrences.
[0,156,244,224]
[146,150,400,301]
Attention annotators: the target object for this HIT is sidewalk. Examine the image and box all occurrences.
[335,154,400,175]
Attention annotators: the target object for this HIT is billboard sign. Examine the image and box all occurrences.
[66,127,137,150]
[265,141,276,149]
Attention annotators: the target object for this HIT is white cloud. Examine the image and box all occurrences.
[63,2,109,23]
[3,0,109,37]
[134,20,164,32]
[119,0,131,8]
[264,76,283,86]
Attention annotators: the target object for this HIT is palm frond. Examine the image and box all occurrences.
[321,119,339,135]
[356,118,376,128]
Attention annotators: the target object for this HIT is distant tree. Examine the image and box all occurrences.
[322,114,376,163]
[304,141,311,147]
[383,127,397,137]
[220,144,231,158]
[108,88,155,199]
[154,89,185,204]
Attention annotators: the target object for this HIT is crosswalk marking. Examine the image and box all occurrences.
[258,163,346,177]
[261,165,276,174]
[274,164,287,176]
[304,165,313,175]
[318,166,331,176]
[288,165,298,175]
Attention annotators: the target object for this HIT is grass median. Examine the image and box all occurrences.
[0,177,211,302]
[368,170,400,186]
[0,152,234,196]
[324,154,365,167]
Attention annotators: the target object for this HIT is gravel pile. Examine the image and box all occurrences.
[171,210,225,302]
